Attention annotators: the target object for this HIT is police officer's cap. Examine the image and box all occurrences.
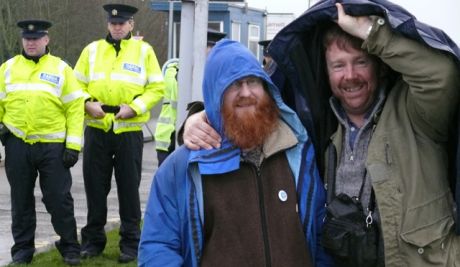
[207,28,227,46]
[17,20,52,39]
[258,39,272,56]
[103,4,138,23]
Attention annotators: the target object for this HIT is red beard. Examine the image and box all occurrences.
[222,92,279,150]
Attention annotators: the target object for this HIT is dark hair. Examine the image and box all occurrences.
[322,23,387,78]
[322,23,363,52]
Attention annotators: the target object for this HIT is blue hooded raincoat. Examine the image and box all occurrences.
[138,40,332,266]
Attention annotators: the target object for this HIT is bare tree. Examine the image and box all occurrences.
[0,1,22,62]
[0,0,167,65]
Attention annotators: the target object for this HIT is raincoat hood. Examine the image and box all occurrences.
[271,0,460,63]
[189,39,308,175]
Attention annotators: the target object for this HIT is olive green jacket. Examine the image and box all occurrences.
[326,19,460,266]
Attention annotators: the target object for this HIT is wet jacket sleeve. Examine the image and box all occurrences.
[62,65,85,151]
[0,63,6,121]
[73,45,91,100]
[138,153,185,267]
[311,161,335,267]
[362,19,460,141]
[298,140,334,267]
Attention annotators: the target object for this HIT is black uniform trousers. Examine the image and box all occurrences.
[81,127,143,257]
[5,135,80,262]
[156,130,175,167]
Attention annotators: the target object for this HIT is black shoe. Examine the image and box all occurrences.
[63,253,81,266]
[80,249,101,259]
[118,252,136,263]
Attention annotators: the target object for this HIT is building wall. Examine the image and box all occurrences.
[227,5,265,60]
[151,2,266,63]
[265,13,295,40]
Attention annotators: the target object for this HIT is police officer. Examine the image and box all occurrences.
[0,20,84,265]
[74,3,164,263]
[205,28,227,51]
[155,29,226,166]
[258,39,277,74]
[154,58,178,166]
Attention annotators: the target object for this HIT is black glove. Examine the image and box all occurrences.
[62,148,79,168]
[0,123,10,146]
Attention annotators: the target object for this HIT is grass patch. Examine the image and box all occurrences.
[10,228,137,267]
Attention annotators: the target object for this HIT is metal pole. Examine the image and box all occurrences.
[191,0,208,101]
[167,0,174,59]
[176,1,195,132]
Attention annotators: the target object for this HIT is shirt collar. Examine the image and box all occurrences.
[330,84,387,129]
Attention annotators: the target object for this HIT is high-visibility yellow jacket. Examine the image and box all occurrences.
[74,37,164,133]
[0,53,85,151]
[154,59,178,151]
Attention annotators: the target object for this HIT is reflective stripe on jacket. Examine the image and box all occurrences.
[0,53,84,151]
[74,37,164,133]
[154,59,178,151]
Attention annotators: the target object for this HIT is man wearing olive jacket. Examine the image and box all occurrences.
[270,1,460,266]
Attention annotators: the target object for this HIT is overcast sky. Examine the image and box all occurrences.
[246,0,460,45]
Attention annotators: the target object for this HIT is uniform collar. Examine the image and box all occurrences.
[105,32,132,45]
[21,46,50,63]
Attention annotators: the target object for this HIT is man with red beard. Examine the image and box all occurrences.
[138,39,332,266]
[221,76,279,150]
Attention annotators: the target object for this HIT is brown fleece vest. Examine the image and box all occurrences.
[200,152,313,267]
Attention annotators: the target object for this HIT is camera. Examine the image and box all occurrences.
[321,193,379,267]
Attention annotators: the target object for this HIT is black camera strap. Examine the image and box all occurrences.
[325,143,376,222]
[356,170,367,202]
[325,143,337,205]
[325,85,384,212]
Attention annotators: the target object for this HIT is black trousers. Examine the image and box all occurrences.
[156,130,175,167]
[5,135,80,262]
[81,127,143,256]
